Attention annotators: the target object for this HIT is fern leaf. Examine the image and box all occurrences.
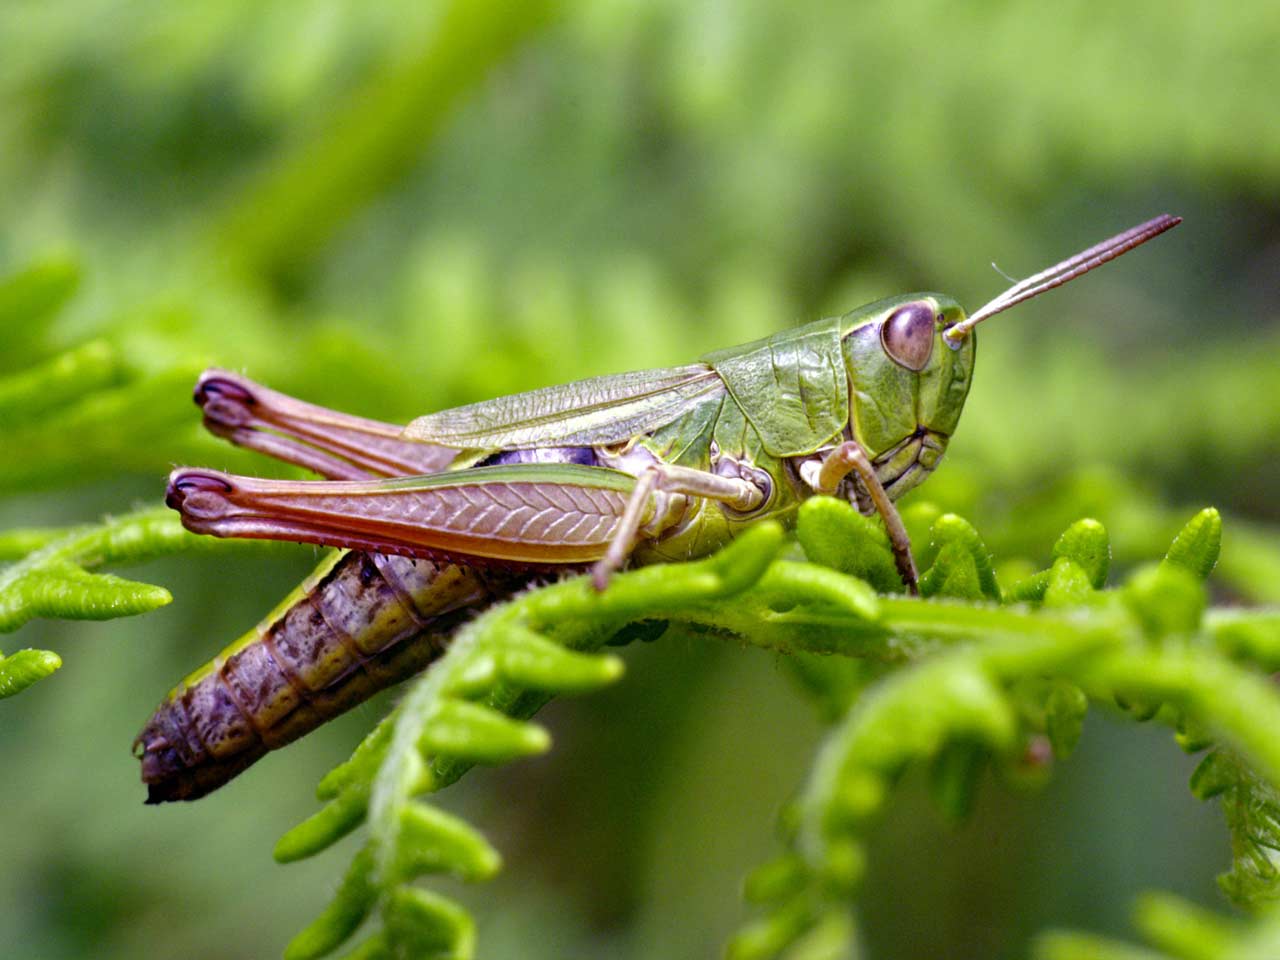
[0,256,81,374]
[0,648,63,698]
[733,504,1280,958]
[0,506,249,698]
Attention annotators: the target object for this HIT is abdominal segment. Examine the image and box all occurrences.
[135,550,515,802]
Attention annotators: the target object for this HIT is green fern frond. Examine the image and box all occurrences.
[0,256,82,375]
[731,505,1280,960]
[0,526,69,561]
[0,507,225,698]
[0,360,210,495]
[1190,749,1280,905]
[0,339,123,425]
[277,522,906,959]
[278,525,784,959]
[1037,894,1280,960]
[202,497,1276,959]
[214,0,559,283]
[0,505,224,636]
[0,648,63,698]
[0,256,224,494]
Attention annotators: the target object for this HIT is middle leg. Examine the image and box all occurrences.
[591,463,766,590]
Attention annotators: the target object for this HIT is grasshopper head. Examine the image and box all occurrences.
[839,294,973,499]
[833,214,1182,501]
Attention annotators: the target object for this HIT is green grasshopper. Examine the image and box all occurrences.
[137,215,1179,802]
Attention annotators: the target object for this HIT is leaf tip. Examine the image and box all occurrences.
[1163,507,1222,581]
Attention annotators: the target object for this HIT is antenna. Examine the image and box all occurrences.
[944,214,1181,344]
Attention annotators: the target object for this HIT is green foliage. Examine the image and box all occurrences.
[0,256,227,494]
[215,0,557,285]
[1038,894,1280,960]
[252,502,1280,959]
[278,524,887,959]
[1189,749,1280,905]
[0,648,62,699]
[0,2,1278,957]
[730,505,1280,960]
[0,507,211,635]
[917,513,1001,602]
[0,506,245,698]
[0,257,82,373]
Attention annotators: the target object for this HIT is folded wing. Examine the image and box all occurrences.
[404,364,725,450]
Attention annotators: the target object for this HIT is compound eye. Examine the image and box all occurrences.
[880,301,936,371]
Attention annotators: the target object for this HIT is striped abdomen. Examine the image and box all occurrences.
[135,550,512,802]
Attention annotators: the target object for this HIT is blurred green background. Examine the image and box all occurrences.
[1,1,1277,957]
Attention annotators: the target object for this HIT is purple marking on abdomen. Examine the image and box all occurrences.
[475,446,598,467]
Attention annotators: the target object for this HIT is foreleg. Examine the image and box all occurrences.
[799,441,919,594]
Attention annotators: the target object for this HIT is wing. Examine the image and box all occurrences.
[166,464,642,565]
[403,364,726,450]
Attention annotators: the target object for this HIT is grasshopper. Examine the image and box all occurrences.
[137,215,1180,801]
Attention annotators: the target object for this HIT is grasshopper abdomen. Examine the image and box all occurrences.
[136,551,505,802]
